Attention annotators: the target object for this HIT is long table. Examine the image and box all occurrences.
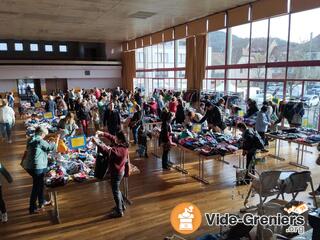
[174,144,237,184]
[265,133,318,169]
[46,176,132,224]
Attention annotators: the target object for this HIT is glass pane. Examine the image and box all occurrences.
[268,15,289,62]
[181,79,187,90]
[135,48,144,69]
[289,8,320,61]
[237,80,248,102]
[216,80,225,93]
[228,23,250,64]
[148,78,153,94]
[207,29,226,66]
[286,81,302,100]
[164,41,174,68]
[157,43,164,68]
[250,19,268,63]
[267,81,284,102]
[249,81,265,106]
[158,79,164,89]
[249,67,266,79]
[288,67,320,80]
[227,80,236,93]
[0,43,8,51]
[176,39,186,67]
[207,69,225,78]
[15,43,23,51]
[136,71,144,78]
[303,82,320,129]
[30,43,38,52]
[164,79,170,89]
[176,70,185,78]
[305,81,320,95]
[267,68,286,79]
[167,71,174,78]
[152,45,158,68]
[145,46,152,69]
[227,68,248,79]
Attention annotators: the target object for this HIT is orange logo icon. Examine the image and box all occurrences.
[170,202,202,235]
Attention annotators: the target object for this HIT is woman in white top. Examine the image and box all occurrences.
[0,99,15,143]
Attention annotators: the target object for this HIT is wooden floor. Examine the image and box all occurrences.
[0,119,319,240]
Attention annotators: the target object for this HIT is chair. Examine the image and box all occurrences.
[277,171,318,208]
[243,170,282,209]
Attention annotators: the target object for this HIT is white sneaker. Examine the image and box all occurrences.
[7,140,12,144]
[1,212,8,223]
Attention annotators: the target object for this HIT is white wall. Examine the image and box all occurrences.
[0,65,121,80]
[0,65,122,92]
[0,79,17,93]
[67,78,120,90]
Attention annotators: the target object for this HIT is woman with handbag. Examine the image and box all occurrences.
[21,126,59,214]
[93,130,129,218]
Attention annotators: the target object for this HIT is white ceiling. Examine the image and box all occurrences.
[0,0,255,42]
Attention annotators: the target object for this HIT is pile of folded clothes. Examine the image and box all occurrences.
[25,118,59,136]
[45,140,97,187]
[177,130,241,156]
[226,116,256,128]
[143,115,161,123]
[269,128,320,144]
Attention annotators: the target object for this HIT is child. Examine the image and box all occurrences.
[0,163,13,223]
[137,125,152,158]
[91,106,100,131]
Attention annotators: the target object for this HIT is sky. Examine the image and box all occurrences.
[231,7,320,43]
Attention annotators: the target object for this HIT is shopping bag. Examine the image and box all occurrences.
[94,148,109,179]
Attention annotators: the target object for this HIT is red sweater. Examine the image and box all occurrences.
[99,132,128,175]
[169,101,178,113]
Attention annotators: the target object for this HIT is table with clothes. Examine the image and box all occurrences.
[24,117,60,137]
[266,127,320,169]
[226,116,256,135]
[20,101,46,117]
[171,127,241,184]
[23,124,139,223]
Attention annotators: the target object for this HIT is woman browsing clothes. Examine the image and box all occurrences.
[93,130,129,218]
[22,126,59,214]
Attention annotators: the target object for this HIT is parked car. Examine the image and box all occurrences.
[301,95,320,107]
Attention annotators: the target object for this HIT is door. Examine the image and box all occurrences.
[45,79,68,95]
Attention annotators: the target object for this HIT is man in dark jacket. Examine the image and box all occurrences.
[103,102,121,135]
[238,122,257,182]
[199,99,226,132]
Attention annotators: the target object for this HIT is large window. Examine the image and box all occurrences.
[135,38,187,95]
[176,39,186,67]
[289,8,320,61]
[228,23,250,65]
[268,15,289,62]
[250,19,268,64]
[136,48,144,69]
[207,29,226,66]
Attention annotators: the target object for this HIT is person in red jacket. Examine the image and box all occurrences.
[94,130,129,218]
[168,97,178,115]
[148,98,158,115]
[94,87,101,100]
